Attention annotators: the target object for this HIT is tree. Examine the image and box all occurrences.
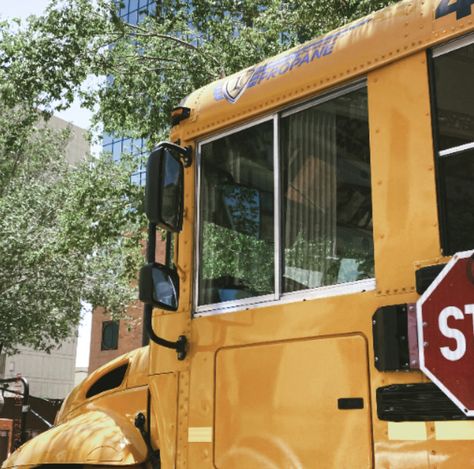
[0,105,145,353]
[0,0,397,351]
[0,0,397,143]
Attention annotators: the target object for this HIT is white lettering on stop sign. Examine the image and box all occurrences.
[438,304,474,361]
[417,250,474,415]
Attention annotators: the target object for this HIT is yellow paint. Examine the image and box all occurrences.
[3,349,149,468]
[55,347,148,424]
[435,421,474,440]
[5,405,147,467]
[149,373,179,468]
[188,427,213,443]
[214,335,372,468]
[126,345,150,388]
[388,422,428,441]
[369,52,441,295]
[4,1,474,468]
[172,0,474,143]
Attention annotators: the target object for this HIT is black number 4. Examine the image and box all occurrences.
[436,0,474,19]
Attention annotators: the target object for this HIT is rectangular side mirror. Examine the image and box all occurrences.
[145,144,185,232]
[139,263,179,311]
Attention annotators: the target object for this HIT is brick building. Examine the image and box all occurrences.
[88,236,166,372]
[88,303,143,372]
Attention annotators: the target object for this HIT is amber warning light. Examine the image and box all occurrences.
[171,106,191,126]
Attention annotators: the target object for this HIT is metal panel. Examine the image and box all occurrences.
[368,52,440,295]
[149,373,178,469]
[214,334,373,468]
[194,279,376,317]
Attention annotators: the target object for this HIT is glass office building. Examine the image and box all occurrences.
[103,0,157,185]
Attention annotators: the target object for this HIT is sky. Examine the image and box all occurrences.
[0,0,93,368]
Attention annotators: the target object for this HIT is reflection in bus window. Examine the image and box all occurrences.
[198,121,274,306]
[281,87,374,293]
[433,40,474,254]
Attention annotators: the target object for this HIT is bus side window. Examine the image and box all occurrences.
[432,37,474,254]
[280,86,374,293]
[198,121,275,306]
[196,84,374,311]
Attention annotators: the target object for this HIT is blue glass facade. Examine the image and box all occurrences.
[102,134,148,185]
[116,0,156,24]
[103,0,157,185]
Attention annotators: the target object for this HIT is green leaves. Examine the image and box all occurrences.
[202,223,274,294]
[1,0,397,144]
[0,106,145,353]
[0,0,397,352]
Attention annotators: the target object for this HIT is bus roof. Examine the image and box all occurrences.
[174,0,474,141]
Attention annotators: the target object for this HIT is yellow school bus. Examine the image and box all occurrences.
[4,0,474,467]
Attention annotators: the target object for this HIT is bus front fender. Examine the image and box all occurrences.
[3,409,147,468]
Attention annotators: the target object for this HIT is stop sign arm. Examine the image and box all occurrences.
[417,249,474,416]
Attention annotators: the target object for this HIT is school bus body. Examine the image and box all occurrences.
[4,0,474,467]
[3,347,149,468]
[166,1,473,466]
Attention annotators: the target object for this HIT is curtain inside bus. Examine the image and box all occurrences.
[281,87,374,293]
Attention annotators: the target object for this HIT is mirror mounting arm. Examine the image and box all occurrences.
[147,222,157,264]
[144,304,188,360]
[155,141,192,168]
[143,222,188,361]
[180,146,192,168]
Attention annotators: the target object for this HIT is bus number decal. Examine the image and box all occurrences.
[435,0,474,20]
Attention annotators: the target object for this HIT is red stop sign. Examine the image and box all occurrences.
[417,250,474,415]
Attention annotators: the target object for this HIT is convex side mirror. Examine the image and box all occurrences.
[145,142,191,233]
[139,263,179,311]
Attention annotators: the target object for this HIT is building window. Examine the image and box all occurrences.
[432,35,474,255]
[101,321,119,351]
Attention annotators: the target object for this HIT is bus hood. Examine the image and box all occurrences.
[2,409,147,468]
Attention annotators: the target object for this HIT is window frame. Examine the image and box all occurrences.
[194,79,375,317]
[194,114,278,314]
[101,320,120,351]
[430,32,474,255]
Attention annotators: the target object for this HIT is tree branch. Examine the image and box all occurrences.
[125,22,224,73]
[0,275,28,298]
[122,54,182,64]
[0,151,23,197]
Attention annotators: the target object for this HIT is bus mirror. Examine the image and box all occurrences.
[139,263,179,311]
[145,143,186,232]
